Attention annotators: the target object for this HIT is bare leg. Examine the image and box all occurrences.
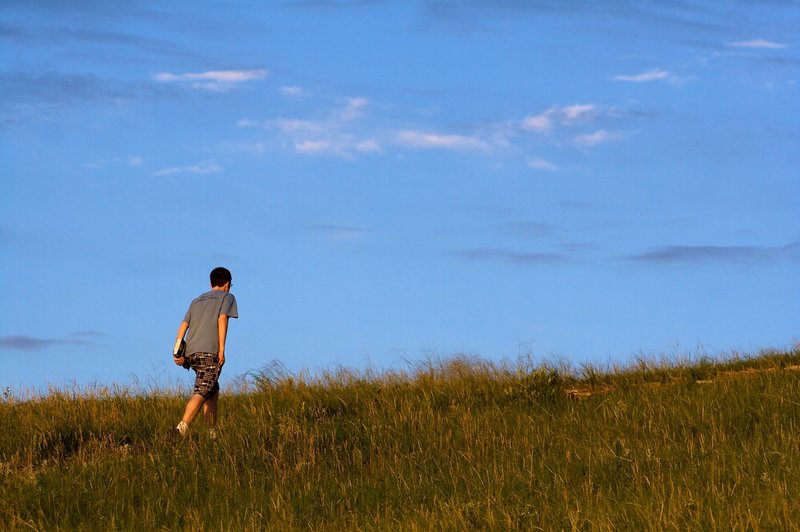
[203,389,219,429]
[181,394,206,425]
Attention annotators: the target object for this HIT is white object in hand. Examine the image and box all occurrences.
[173,338,184,356]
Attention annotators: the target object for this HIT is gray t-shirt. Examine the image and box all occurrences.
[183,290,238,356]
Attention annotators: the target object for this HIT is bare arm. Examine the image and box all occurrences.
[217,314,229,367]
[176,321,189,342]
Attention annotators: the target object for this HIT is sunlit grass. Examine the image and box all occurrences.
[2,347,799,529]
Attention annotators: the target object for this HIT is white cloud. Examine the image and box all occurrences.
[292,136,380,158]
[240,97,372,156]
[527,158,560,171]
[244,98,381,159]
[154,69,267,91]
[393,130,492,152]
[268,118,328,135]
[153,161,222,176]
[613,69,671,82]
[240,95,627,162]
[728,39,788,49]
[128,156,143,167]
[522,113,553,132]
[281,86,305,97]
[573,129,619,147]
[561,104,596,121]
[355,139,382,153]
[522,104,596,132]
[338,97,369,121]
[155,69,267,83]
[295,139,336,155]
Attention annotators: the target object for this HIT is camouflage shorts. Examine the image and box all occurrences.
[186,352,221,399]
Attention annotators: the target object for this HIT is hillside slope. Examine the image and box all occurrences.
[2,348,800,530]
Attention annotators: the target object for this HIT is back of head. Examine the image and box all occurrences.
[210,266,232,287]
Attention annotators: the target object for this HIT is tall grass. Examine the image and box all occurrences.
[2,348,800,530]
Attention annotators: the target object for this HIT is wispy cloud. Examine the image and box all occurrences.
[393,130,493,152]
[573,129,620,147]
[293,138,355,157]
[83,160,107,170]
[727,39,789,50]
[527,158,560,171]
[153,161,222,177]
[261,118,328,135]
[308,137,379,157]
[0,71,154,127]
[83,156,144,170]
[629,241,800,265]
[493,102,629,155]
[0,334,97,352]
[240,96,626,160]
[281,85,306,97]
[521,104,597,133]
[501,221,558,238]
[354,139,381,153]
[456,247,570,265]
[337,97,369,121]
[422,1,794,54]
[294,139,337,155]
[240,97,382,158]
[154,69,267,91]
[291,134,381,158]
[311,224,369,242]
[613,69,671,82]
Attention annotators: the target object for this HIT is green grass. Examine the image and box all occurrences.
[3,347,800,530]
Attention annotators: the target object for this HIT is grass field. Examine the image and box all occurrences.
[3,347,800,530]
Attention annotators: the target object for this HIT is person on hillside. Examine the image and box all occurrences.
[172,266,238,438]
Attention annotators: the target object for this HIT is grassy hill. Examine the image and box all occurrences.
[3,348,800,530]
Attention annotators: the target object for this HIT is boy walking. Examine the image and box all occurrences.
[172,267,238,437]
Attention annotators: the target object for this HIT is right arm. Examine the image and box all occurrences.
[217,314,229,368]
[173,321,189,366]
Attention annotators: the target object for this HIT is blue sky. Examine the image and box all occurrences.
[2,1,798,393]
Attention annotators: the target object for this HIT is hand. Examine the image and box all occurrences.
[217,352,225,368]
[174,356,185,366]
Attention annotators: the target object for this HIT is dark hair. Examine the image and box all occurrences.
[210,267,232,287]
